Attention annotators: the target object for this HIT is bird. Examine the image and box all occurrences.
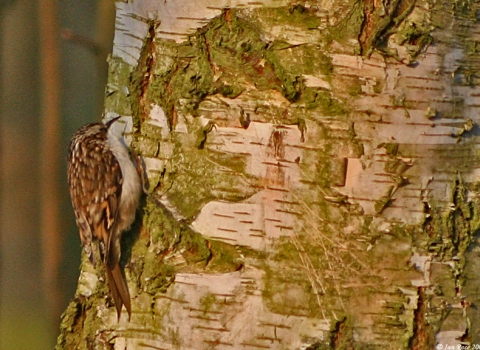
[67,116,141,320]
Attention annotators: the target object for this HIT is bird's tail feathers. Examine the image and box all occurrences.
[105,261,131,321]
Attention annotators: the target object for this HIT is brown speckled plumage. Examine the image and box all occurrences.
[67,119,141,320]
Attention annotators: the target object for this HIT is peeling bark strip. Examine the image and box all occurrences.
[57,0,480,349]
[358,0,419,57]
[136,19,159,122]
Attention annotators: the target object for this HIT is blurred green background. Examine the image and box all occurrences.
[0,0,115,348]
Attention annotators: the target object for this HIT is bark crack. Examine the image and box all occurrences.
[138,20,159,122]
[410,287,434,349]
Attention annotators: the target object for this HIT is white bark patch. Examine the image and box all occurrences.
[409,251,431,287]
[142,157,165,181]
[105,269,331,348]
[191,121,305,250]
[436,330,469,350]
[77,270,98,298]
[341,152,424,223]
[144,269,330,349]
[209,122,302,183]
[193,190,300,250]
[114,0,289,66]
[148,104,170,139]
[329,45,478,227]
[303,74,331,89]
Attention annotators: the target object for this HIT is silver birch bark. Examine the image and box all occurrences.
[57,0,480,349]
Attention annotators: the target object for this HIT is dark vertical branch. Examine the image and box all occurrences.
[38,0,62,322]
[94,0,115,114]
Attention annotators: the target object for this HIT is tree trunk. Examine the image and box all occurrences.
[56,0,480,349]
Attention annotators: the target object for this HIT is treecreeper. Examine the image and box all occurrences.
[67,116,141,320]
